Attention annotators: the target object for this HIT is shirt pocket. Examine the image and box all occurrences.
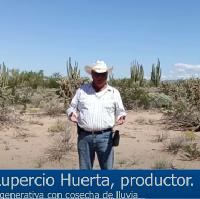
[78,96,93,111]
[103,100,115,113]
[78,100,89,111]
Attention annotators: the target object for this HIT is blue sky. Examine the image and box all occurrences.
[1,0,200,79]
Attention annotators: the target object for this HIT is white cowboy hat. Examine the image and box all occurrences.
[85,60,113,74]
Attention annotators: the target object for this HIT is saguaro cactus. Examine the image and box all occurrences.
[0,62,9,88]
[0,63,13,110]
[130,60,144,86]
[66,57,80,80]
[58,57,86,107]
[151,59,161,87]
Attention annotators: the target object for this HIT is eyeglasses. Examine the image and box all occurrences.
[92,71,108,77]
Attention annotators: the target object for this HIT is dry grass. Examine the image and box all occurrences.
[0,107,22,129]
[164,131,200,159]
[117,156,139,168]
[152,159,173,169]
[34,158,46,168]
[3,141,10,151]
[135,117,146,124]
[48,119,66,136]
[164,136,186,154]
[12,127,35,139]
[181,143,200,160]
[28,119,44,126]
[44,99,64,116]
[154,131,169,142]
[135,117,155,125]
[45,125,74,162]
[184,131,196,142]
[117,159,127,167]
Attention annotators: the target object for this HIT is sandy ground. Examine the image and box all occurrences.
[0,110,199,169]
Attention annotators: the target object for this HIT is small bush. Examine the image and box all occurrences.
[109,78,152,110]
[182,143,200,160]
[45,125,74,162]
[30,92,44,108]
[165,136,186,154]
[162,79,200,131]
[149,93,172,109]
[154,132,169,142]
[184,131,196,142]
[152,159,172,169]
[44,99,65,116]
[120,87,151,110]
[48,120,66,134]
[0,106,21,128]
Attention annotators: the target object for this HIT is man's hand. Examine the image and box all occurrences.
[69,112,78,123]
[117,116,125,125]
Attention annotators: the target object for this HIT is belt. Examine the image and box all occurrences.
[78,126,112,134]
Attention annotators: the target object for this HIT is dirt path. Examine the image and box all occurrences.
[0,110,199,169]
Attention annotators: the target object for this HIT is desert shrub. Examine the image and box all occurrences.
[117,159,127,167]
[0,87,18,125]
[165,136,186,154]
[0,106,11,125]
[149,93,172,109]
[14,87,33,111]
[154,132,169,142]
[152,160,172,169]
[182,143,200,160]
[44,73,62,88]
[58,57,89,107]
[0,87,13,107]
[13,128,34,139]
[110,78,151,110]
[184,131,196,142]
[165,132,200,160]
[117,156,138,168]
[9,69,45,89]
[119,86,151,110]
[45,124,74,162]
[0,105,21,128]
[58,77,87,107]
[30,92,44,108]
[28,88,66,115]
[44,99,64,116]
[48,120,66,134]
[160,81,174,96]
[161,79,200,131]
[30,88,55,108]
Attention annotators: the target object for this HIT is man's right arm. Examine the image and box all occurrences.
[66,88,80,122]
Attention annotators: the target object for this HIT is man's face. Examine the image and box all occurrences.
[91,71,108,87]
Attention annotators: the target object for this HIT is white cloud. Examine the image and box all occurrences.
[161,75,167,80]
[174,63,200,72]
[163,63,200,80]
[176,68,186,72]
[169,70,174,74]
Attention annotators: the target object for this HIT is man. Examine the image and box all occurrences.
[67,60,126,169]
